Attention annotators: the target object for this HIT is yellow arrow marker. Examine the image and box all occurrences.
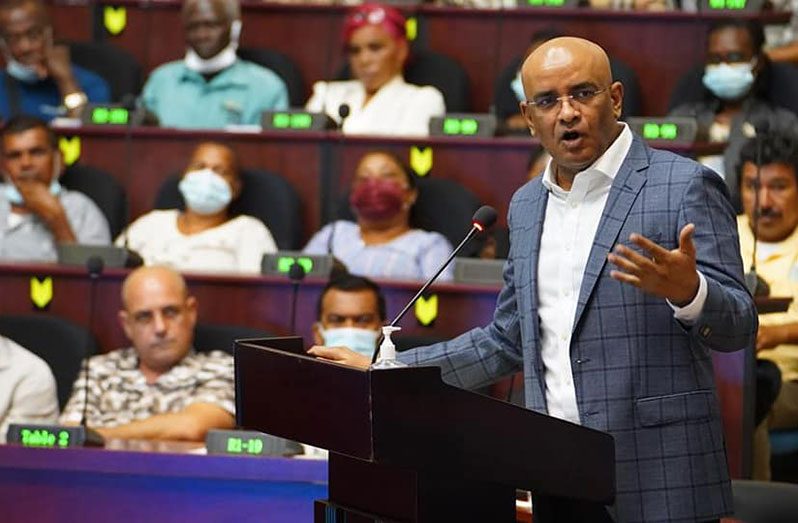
[58,137,81,166]
[414,294,438,326]
[409,146,433,177]
[104,6,127,36]
[406,17,418,42]
[30,277,53,309]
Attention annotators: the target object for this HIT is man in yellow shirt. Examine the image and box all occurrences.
[737,129,798,480]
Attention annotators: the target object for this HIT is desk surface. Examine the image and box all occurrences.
[0,443,327,523]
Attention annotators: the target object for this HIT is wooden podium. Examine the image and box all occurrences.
[235,338,615,522]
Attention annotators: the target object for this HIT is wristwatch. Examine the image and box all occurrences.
[63,91,88,111]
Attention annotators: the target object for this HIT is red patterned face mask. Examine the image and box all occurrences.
[350,178,406,222]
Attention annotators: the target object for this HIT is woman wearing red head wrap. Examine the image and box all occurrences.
[305,4,445,137]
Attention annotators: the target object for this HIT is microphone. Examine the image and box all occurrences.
[745,119,770,296]
[337,103,350,130]
[370,205,498,363]
[76,256,105,446]
[288,261,307,335]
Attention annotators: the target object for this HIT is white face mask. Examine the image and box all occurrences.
[320,326,380,358]
[184,19,242,74]
[178,168,233,215]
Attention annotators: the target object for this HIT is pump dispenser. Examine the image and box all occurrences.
[370,325,407,369]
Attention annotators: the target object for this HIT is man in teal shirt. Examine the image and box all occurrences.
[142,0,288,129]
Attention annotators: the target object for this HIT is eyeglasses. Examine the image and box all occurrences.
[524,86,610,113]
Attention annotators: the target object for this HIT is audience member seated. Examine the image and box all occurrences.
[736,131,798,481]
[142,0,288,129]
[312,274,385,359]
[303,150,453,281]
[305,3,445,137]
[669,19,798,206]
[494,29,642,134]
[59,266,235,441]
[118,142,277,274]
[0,334,57,443]
[0,0,109,121]
[0,116,110,262]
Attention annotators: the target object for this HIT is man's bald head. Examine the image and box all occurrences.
[121,266,188,311]
[521,37,613,100]
[519,37,623,186]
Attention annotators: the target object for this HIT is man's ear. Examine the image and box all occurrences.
[520,103,536,137]
[119,310,133,340]
[610,81,624,120]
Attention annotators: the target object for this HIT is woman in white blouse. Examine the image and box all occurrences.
[117,142,277,274]
[305,3,445,137]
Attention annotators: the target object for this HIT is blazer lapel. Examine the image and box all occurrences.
[571,137,650,333]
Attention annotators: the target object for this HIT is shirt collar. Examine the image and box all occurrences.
[541,123,633,196]
[178,60,245,87]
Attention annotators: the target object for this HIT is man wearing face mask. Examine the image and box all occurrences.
[669,19,798,208]
[141,0,288,129]
[0,116,110,261]
[312,275,386,360]
[0,0,110,121]
[118,141,277,273]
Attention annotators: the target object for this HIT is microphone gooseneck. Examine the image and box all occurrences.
[370,206,498,363]
[81,255,104,427]
[746,120,769,296]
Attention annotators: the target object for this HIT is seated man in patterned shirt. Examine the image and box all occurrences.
[59,265,234,441]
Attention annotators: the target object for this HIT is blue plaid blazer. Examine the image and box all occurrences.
[400,136,757,522]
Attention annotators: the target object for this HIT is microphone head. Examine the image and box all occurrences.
[338,103,350,119]
[288,262,306,282]
[86,255,104,278]
[471,205,498,233]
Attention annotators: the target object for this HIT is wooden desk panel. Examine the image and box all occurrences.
[50,2,790,115]
[0,444,327,523]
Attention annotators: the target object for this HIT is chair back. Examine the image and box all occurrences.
[68,41,143,102]
[61,164,129,239]
[237,48,305,107]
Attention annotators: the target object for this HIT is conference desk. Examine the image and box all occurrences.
[53,124,725,245]
[0,442,327,522]
[50,1,791,115]
[0,262,747,478]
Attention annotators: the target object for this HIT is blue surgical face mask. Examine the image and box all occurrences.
[702,61,755,101]
[6,58,41,84]
[511,70,525,103]
[3,179,62,206]
[320,326,380,358]
[178,168,233,215]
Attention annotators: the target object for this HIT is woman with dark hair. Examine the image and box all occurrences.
[303,150,453,281]
[305,3,445,137]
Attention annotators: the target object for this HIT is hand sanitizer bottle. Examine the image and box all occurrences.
[370,325,407,370]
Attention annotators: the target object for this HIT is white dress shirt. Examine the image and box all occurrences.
[537,124,707,424]
[305,75,445,137]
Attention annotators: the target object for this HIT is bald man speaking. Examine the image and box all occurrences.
[311,38,756,522]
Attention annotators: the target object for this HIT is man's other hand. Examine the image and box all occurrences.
[608,223,700,306]
[307,345,371,369]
